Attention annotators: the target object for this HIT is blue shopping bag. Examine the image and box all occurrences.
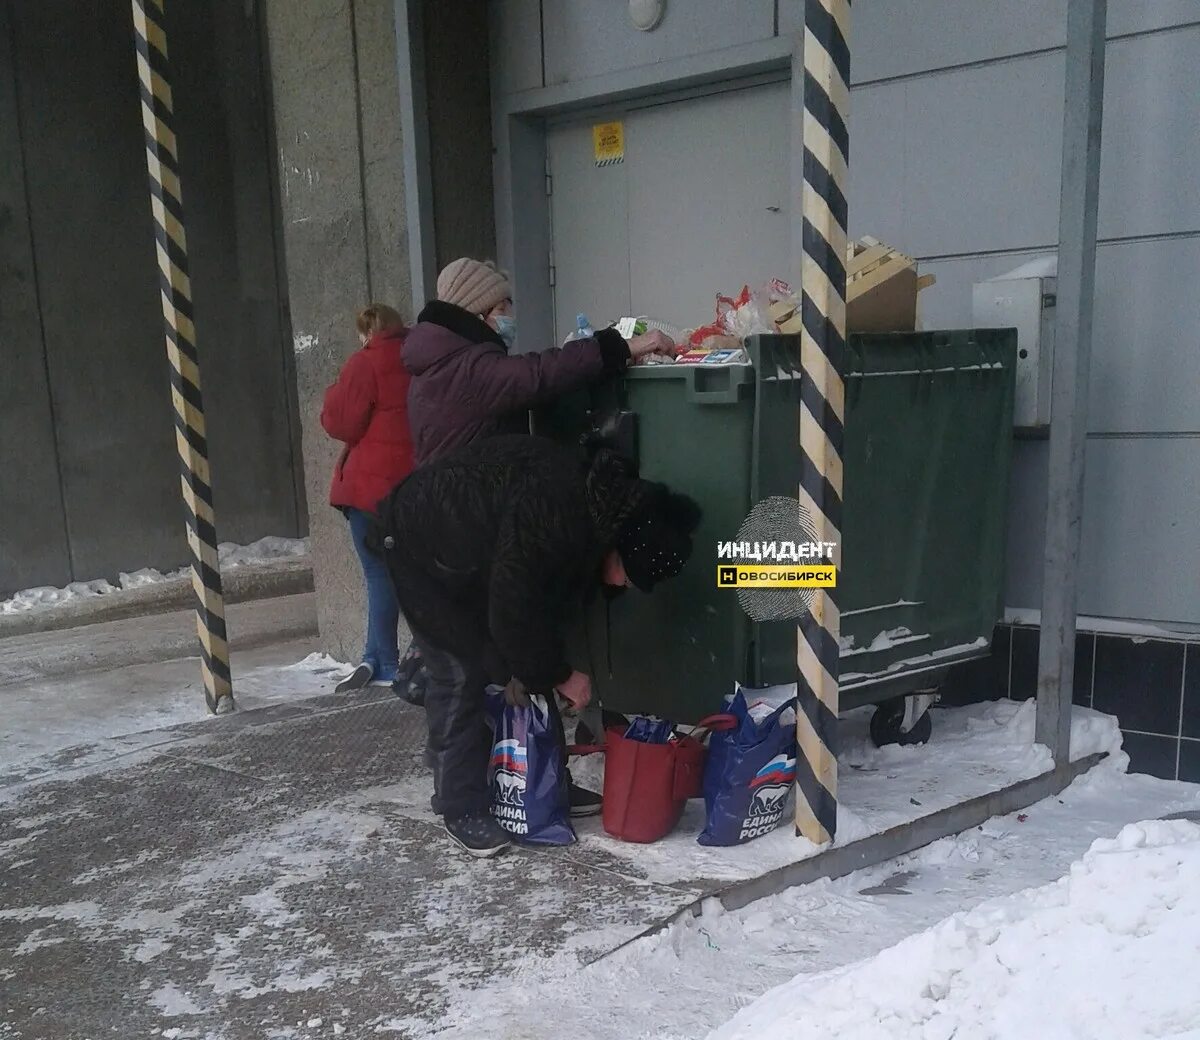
[698,689,798,846]
[486,687,575,846]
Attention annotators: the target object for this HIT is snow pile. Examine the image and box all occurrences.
[219,536,309,567]
[710,818,1200,1040]
[417,772,1200,1040]
[285,652,351,673]
[561,701,1124,890]
[0,536,308,614]
[0,578,123,613]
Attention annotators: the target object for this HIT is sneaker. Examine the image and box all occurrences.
[369,668,400,689]
[568,782,603,818]
[335,662,374,693]
[444,811,512,859]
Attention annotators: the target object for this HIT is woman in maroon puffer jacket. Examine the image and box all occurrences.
[321,303,413,690]
[403,258,675,466]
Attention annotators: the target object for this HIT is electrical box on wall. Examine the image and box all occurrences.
[972,256,1058,429]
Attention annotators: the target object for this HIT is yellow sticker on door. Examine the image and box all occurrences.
[593,121,624,167]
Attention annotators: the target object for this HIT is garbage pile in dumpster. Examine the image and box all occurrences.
[488,681,803,848]
[580,235,936,365]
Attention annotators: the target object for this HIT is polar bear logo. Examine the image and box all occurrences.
[749,783,789,818]
[494,768,526,807]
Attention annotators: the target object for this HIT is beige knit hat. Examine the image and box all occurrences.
[436,258,512,316]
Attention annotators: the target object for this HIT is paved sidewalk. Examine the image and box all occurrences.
[0,690,710,1040]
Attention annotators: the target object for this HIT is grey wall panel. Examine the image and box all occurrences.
[542,0,775,87]
[547,118,631,341]
[505,116,555,352]
[1001,437,1200,626]
[0,3,71,594]
[846,81,911,249]
[782,0,1198,85]
[1088,237,1200,434]
[625,83,791,329]
[489,0,543,96]
[1106,0,1200,36]
[1077,438,1200,624]
[919,237,1200,436]
[1098,27,1200,241]
[848,27,1200,253]
[887,53,1065,258]
[784,0,1067,83]
[1003,440,1049,611]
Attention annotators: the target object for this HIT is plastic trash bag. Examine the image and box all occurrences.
[699,688,798,846]
[486,686,575,846]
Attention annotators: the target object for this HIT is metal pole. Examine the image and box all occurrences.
[792,0,850,845]
[131,0,234,713]
[1036,0,1107,762]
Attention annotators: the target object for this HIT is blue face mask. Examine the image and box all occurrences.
[493,314,517,349]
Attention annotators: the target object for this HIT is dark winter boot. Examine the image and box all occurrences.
[444,811,511,859]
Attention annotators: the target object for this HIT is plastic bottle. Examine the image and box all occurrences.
[563,313,595,346]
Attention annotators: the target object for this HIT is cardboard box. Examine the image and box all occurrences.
[845,238,935,333]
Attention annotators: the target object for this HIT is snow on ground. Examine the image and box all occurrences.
[713,816,1200,1040]
[2,617,1192,1040]
[423,761,1200,1040]
[0,536,308,615]
[563,698,1123,888]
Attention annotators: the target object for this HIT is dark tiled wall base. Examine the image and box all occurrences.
[942,623,1199,782]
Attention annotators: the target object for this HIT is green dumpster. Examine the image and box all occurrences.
[537,329,1017,729]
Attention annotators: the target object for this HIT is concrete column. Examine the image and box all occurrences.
[264,0,411,662]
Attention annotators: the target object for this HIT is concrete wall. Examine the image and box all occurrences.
[425,0,496,271]
[263,0,411,663]
[490,0,1200,629]
[0,1,71,593]
[0,0,304,597]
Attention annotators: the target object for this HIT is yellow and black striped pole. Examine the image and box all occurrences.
[132,0,233,713]
[795,0,850,843]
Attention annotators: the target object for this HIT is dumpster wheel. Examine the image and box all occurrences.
[869,696,934,748]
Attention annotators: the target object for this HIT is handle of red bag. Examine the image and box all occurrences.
[691,713,737,742]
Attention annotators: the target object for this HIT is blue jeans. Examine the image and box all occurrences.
[346,509,401,678]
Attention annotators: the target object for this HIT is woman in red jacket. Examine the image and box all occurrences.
[321,303,413,690]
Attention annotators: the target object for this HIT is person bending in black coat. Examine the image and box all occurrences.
[372,435,701,857]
